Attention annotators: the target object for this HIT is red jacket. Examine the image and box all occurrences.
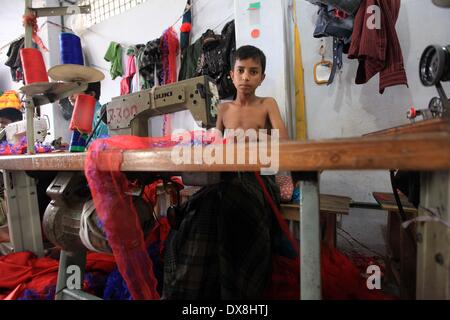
[348,0,408,93]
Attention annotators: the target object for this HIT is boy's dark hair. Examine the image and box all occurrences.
[232,45,266,74]
[85,82,101,100]
[0,109,22,122]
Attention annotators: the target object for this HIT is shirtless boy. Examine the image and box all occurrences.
[164,46,295,300]
[216,45,289,140]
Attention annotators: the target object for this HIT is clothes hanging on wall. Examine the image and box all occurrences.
[130,44,145,93]
[179,20,236,99]
[178,37,202,82]
[161,27,180,85]
[198,20,236,99]
[179,0,192,51]
[104,41,124,80]
[348,0,408,93]
[4,37,24,82]
[120,48,137,96]
[137,39,163,90]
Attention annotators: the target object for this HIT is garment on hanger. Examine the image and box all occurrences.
[179,21,236,99]
[180,0,192,51]
[178,37,202,82]
[4,37,24,82]
[120,48,137,96]
[197,21,236,99]
[161,27,179,85]
[129,44,145,93]
[104,41,123,80]
[138,39,163,89]
[348,0,408,93]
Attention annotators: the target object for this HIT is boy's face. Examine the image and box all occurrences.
[231,58,265,95]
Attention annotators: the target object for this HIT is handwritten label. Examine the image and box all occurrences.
[108,105,138,125]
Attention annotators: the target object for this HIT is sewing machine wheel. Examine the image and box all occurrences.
[419,45,450,86]
[43,172,156,253]
[428,97,445,118]
[79,197,155,253]
[44,196,155,253]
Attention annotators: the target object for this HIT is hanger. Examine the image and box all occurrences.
[0,35,25,54]
[314,39,333,85]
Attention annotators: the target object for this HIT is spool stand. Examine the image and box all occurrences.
[22,0,91,154]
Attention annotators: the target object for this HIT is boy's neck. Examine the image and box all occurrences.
[235,92,258,106]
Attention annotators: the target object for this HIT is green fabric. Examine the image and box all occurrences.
[104,42,123,80]
[249,2,261,10]
[69,132,88,152]
[69,145,86,152]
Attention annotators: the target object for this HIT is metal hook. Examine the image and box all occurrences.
[319,40,326,62]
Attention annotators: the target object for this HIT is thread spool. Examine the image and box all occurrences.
[60,32,84,65]
[69,130,88,152]
[19,48,49,84]
[70,94,96,134]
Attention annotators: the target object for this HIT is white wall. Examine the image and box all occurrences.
[296,0,450,202]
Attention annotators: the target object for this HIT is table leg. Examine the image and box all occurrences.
[416,170,450,300]
[2,170,44,256]
[55,249,102,300]
[298,171,321,300]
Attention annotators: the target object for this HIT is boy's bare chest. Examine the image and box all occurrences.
[223,106,269,130]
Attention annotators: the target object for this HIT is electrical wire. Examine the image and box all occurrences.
[337,227,386,258]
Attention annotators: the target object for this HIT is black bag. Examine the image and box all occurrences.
[313,4,354,40]
[308,0,362,15]
[312,3,355,85]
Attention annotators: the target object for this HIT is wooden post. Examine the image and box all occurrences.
[416,171,450,299]
[24,0,35,154]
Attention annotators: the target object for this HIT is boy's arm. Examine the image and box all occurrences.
[266,98,289,140]
[215,103,225,133]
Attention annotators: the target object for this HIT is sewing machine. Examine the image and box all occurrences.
[106,75,220,136]
[1,117,50,144]
[42,77,221,298]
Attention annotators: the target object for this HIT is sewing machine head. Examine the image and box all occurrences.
[106,75,220,136]
[419,44,450,118]
[3,117,50,144]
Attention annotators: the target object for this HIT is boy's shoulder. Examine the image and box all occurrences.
[256,96,278,110]
[218,100,233,112]
[258,96,277,104]
[218,97,278,111]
